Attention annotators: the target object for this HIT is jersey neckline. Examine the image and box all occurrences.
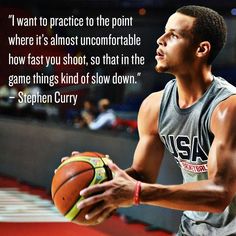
[173,76,215,114]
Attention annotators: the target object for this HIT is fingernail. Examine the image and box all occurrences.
[80,190,85,196]
[85,214,89,220]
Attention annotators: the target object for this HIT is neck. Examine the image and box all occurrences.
[175,65,213,109]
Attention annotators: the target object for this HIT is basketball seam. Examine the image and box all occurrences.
[100,158,113,180]
[68,167,107,222]
[64,167,96,219]
[69,169,96,222]
[52,156,112,223]
[58,156,104,170]
[52,167,94,199]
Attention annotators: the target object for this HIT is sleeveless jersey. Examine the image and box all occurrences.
[158,76,236,235]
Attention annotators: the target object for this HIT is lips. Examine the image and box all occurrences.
[155,48,165,60]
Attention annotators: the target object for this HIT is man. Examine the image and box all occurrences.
[85,98,116,130]
[74,5,236,235]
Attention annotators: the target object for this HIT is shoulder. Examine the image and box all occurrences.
[138,91,163,135]
[211,95,236,122]
[140,91,163,111]
[211,95,236,140]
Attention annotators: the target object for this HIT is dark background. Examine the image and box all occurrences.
[0,0,235,233]
[1,0,235,115]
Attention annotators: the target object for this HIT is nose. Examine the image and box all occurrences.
[157,33,166,46]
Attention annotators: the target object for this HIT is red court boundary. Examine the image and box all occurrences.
[0,175,172,236]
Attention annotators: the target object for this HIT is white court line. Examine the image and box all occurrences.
[0,188,67,222]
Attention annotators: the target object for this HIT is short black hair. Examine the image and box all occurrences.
[176,5,227,64]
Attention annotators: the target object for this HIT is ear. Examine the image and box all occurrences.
[196,41,211,59]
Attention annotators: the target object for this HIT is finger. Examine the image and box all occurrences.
[107,162,122,174]
[71,151,80,156]
[77,194,105,210]
[96,207,116,223]
[86,205,115,222]
[61,156,69,163]
[85,201,107,220]
[80,182,109,197]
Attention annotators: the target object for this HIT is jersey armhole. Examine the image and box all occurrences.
[158,79,176,135]
[157,90,165,135]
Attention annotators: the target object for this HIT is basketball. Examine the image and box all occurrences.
[51,152,113,225]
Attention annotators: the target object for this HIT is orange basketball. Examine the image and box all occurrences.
[51,152,113,225]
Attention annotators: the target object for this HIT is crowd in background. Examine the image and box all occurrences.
[0,83,138,134]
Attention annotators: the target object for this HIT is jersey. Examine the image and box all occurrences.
[158,76,236,236]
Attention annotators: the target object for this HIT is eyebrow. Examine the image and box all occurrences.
[165,28,191,37]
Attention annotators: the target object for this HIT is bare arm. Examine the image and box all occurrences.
[139,95,236,212]
[126,91,165,183]
[77,92,165,221]
[77,95,236,222]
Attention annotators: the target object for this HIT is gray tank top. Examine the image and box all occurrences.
[158,76,236,235]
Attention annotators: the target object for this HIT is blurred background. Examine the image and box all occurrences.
[0,0,235,235]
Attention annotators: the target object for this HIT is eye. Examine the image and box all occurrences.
[171,33,178,39]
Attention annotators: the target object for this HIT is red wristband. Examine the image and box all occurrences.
[133,181,141,205]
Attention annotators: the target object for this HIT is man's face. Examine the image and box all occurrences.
[84,101,92,111]
[155,12,197,74]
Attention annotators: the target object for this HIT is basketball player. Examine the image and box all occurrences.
[74,6,236,235]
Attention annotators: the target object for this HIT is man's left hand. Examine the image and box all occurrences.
[77,162,137,222]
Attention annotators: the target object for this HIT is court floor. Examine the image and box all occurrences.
[0,175,173,236]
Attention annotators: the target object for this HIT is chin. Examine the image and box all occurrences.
[155,63,168,73]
